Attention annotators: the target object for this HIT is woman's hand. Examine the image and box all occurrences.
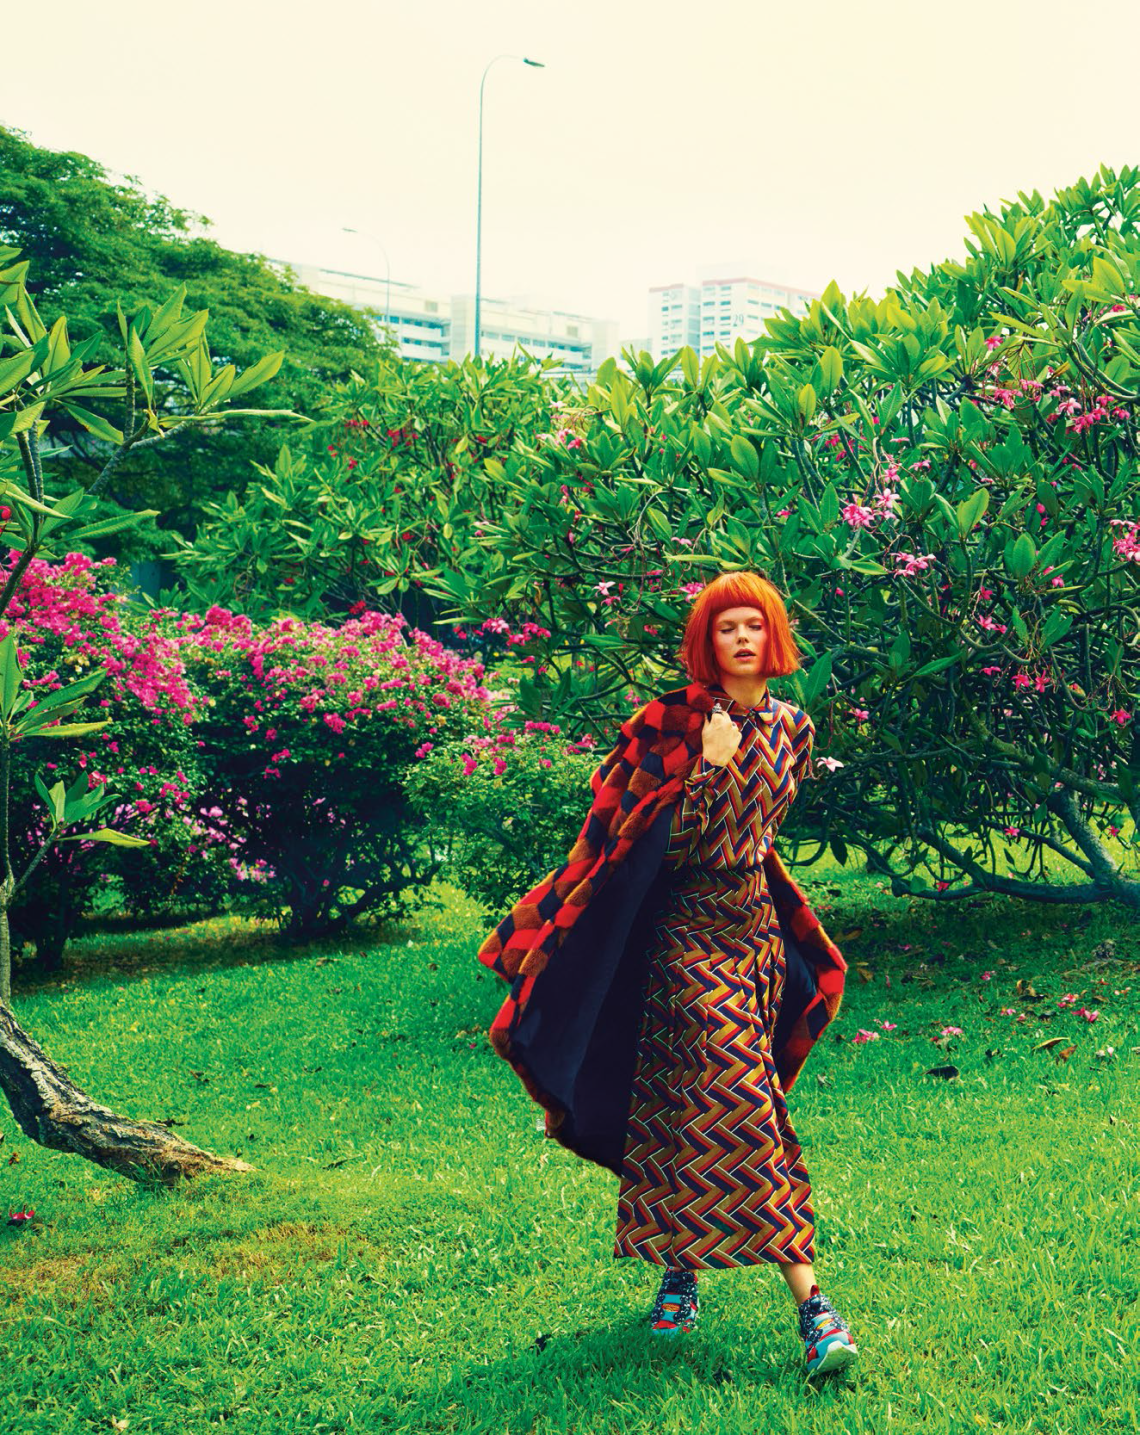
[701,709,742,767]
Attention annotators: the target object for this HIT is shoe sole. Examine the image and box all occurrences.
[807,1339,859,1375]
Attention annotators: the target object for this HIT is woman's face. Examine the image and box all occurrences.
[711,605,769,680]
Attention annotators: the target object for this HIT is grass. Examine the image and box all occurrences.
[0,849,1137,1435]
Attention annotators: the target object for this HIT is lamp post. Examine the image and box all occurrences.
[475,54,544,361]
[342,227,392,330]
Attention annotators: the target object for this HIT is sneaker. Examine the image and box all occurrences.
[649,1267,699,1335]
[798,1283,858,1375]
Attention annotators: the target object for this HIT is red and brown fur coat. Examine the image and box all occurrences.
[476,680,847,1175]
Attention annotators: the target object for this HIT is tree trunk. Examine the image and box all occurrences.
[0,1001,253,1184]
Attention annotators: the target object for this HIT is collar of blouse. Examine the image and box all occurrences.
[706,681,778,724]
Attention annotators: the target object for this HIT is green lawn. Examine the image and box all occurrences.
[0,855,1137,1435]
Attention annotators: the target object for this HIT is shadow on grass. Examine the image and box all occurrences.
[10,892,450,996]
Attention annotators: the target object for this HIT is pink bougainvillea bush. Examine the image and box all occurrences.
[403,714,602,915]
[5,550,510,960]
[3,551,220,971]
[151,601,501,937]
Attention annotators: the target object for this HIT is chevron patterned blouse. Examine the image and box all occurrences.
[667,683,816,870]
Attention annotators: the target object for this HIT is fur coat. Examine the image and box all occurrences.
[476,680,847,1176]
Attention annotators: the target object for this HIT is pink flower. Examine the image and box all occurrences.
[850,1029,880,1045]
[939,1025,964,1038]
[894,551,938,577]
[841,501,876,529]
[1076,1007,1099,1023]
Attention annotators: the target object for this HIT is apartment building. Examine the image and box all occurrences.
[273,260,618,379]
[648,263,819,358]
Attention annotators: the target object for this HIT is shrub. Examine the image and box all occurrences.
[404,709,599,913]
[4,552,213,970]
[161,604,500,936]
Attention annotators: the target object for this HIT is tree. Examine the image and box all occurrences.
[0,124,389,558]
[405,168,1136,908]
[0,245,298,1180]
[164,348,569,626]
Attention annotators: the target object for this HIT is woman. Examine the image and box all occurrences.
[477,570,856,1375]
[614,571,857,1373]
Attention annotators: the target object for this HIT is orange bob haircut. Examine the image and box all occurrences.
[676,570,805,686]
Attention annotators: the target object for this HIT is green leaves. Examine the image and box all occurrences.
[1041,608,1074,647]
[0,634,23,717]
[33,770,143,846]
[59,827,151,849]
[228,350,286,400]
[729,435,759,480]
[816,346,843,396]
[956,488,989,539]
[1005,532,1037,580]
[796,384,817,422]
[28,720,109,739]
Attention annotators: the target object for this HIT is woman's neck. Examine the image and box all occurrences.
[713,676,769,709]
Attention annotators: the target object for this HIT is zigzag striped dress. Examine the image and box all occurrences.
[613,684,817,1269]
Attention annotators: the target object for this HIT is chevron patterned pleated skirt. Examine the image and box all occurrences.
[613,860,816,1268]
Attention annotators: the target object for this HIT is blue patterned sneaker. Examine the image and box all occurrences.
[649,1267,699,1335]
[798,1283,858,1375]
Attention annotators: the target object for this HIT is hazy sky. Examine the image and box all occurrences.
[6,1,1138,342]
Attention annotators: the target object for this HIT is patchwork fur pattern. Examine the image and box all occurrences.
[476,681,847,1154]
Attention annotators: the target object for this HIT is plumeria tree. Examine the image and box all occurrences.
[408,167,1138,909]
[163,347,572,625]
[0,246,299,1180]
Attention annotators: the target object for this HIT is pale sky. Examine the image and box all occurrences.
[5,0,1138,344]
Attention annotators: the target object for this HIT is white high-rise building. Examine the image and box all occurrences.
[648,283,702,357]
[273,261,618,379]
[648,263,820,358]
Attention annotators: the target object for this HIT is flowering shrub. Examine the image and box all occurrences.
[404,704,600,913]
[5,547,510,957]
[158,604,499,936]
[4,552,217,969]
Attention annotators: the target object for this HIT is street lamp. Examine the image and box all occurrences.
[475,54,544,361]
[342,227,392,331]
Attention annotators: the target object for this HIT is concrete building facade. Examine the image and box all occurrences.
[274,260,618,379]
[648,263,820,358]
